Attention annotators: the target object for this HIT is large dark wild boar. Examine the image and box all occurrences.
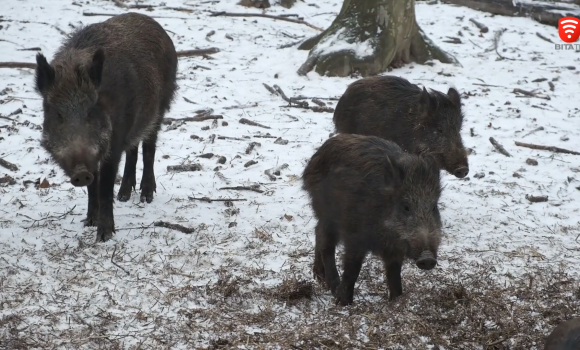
[34,12,178,242]
[545,318,580,350]
[302,134,442,306]
[333,75,469,178]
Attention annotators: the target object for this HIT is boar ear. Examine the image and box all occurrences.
[447,87,461,108]
[418,87,434,118]
[88,48,105,88]
[35,53,55,95]
[384,156,404,193]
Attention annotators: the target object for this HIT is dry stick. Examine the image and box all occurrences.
[82,12,191,19]
[0,115,16,121]
[0,158,19,171]
[0,48,219,70]
[526,195,548,203]
[167,164,202,172]
[162,114,223,125]
[512,88,550,100]
[219,186,264,194]
[208,11,323,31]
[239,118,270,129]
[469,18,489,33]
[273,84,309,108]
[0,62,37,69]
[489,137,511,157]
[486,28,516,61]
[263,83,278,95]
[154,221,195,234]
[522,126,544,138]
[514,141,580,155]
[188,197,247,203]
[536,32,553,43]
[176,48,220,57]
[111,245,130,275]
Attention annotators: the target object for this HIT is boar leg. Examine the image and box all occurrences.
[385,260,403,300]
[117,145,138,202]
[315,222,340,294]
[335,246,366,306]
[140,123,161,204]
[96,147,122,242]
[83,170,100,227]
[313,223,328,282]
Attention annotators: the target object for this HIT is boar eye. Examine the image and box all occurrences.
[404,205,410,212]
[436,127,443,134]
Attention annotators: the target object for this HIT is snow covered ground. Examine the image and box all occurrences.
[1,0,579,349]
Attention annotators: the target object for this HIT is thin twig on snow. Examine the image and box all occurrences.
[514,141,580,155]
[489,137,511,157]
[208,11,323,31]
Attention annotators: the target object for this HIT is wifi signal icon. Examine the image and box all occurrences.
[559,17,580,43]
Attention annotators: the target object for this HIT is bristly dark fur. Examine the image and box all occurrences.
[34,12,178,243]
[302,133,443,306]
[544,318,580,350]
[332,75,469,178]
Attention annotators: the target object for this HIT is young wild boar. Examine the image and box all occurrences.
[34,13,178,242]
[302,134,442,306]
[545,318,580,350]
[333,75,469,179]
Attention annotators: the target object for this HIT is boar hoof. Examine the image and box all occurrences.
[82,216,98,227]
[335,288,354,306]
[140,193,154,204]
[313,264,325,282]
[96,226,114,242]
[117,189,132,202]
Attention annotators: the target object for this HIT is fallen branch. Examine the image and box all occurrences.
[0,157,19,171]
[489,137,511,157]
[111,245,130,275]
[23,205,76,229]
[263,83,278,95]
[246,142,261,154]
[239,118,271,129]
[0,62,37,69]
[154,221,195,234]
[188,196,247,203]
[535,32,553,43]
[469,18,489,33]
[208,11,323,31]
[219,185,264,193]
[512,88,550,100]
[82,12,191,20]
[265,84,336,113]
[514,141,580,155]
[218,135,246,141]
[176,48,220,57]
[167,164,202,172]
[526,194,548,203]
[0,115,16,121]
[486,28,517,61]
[0,48,219,71]
[442,0,580,27]
[163,112,223,125]
[522,126,544,138]
[273,84,309,108]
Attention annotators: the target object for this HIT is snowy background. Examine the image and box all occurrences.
[1,0,579,349]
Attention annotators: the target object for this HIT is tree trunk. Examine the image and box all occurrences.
[297,0,458,77]
[442,0,580,27]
